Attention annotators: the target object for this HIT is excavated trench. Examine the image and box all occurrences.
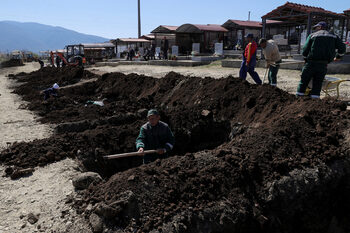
[1,67,350,232]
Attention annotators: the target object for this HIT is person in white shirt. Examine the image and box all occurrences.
[259,38,282,86]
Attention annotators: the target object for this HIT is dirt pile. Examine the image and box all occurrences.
[10,66,95,100]
[1,71,295,172]
[79,95,350,232]
[1,59,24,68]
[1,69,350,232]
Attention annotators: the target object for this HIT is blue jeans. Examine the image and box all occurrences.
[239,61,262,85]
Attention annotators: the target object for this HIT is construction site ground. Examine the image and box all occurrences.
[87,62,350,100]
[0,62,350,232]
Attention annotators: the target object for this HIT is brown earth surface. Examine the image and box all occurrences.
[1,66,350,232]
[1,59,24,68]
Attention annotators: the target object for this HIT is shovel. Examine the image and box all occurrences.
[262,67,268,84]
[103,150,157,160]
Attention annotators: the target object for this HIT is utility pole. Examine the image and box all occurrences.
[138,0,141,38]
[248,11,251,21]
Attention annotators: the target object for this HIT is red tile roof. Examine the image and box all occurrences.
[266,20,283,24]
[151,25,179,33]
[262,2,343,18]
[176,24,228,33]
[225,19,282,28]
[229,20,261,27]
[117,38,151,43]
[83,43,115,48]
[141,34,155,39]
[161,25,179,31]
[192,24,228,32]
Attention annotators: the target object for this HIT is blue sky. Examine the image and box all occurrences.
[0,0,348,39]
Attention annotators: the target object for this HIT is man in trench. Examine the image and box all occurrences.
[43,83,59,100]
[259,38,282,86]
[296,21,346,98]
[136,109,175,164]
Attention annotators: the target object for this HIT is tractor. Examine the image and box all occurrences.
[50,44,86,67]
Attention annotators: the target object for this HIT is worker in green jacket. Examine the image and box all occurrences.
[136,109,175,164]
[296,21,346,98]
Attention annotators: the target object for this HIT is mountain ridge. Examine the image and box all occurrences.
[0,21,110,52]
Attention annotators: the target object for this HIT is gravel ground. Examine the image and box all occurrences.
[0,63,91,233]
[0,63,53,148]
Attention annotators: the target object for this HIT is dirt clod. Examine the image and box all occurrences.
[27,213,39,224]
[72,172,103,190]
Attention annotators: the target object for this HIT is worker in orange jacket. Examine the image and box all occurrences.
[239,34,262,85]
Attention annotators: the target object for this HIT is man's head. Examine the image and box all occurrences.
[259,38,267,48]
[147,109,160,126]
[313,21,327,31]
[245,33,254,42]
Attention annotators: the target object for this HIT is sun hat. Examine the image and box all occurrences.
[53,83,59,89]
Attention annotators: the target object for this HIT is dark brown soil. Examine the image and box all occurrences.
[1,59,24,68]
[1,67,350,232]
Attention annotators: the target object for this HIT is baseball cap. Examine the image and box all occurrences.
[147,109,159,117]
[245,33,254,38]
[313,21,327,29]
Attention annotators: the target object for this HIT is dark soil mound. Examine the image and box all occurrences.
[1,59,24,68]
[8,66,99,122]
[10,66,96,100]
[79,96,350,233]
[1,70,350,232]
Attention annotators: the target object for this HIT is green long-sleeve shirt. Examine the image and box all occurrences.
[303,30,346,64]
[136,121,175,152]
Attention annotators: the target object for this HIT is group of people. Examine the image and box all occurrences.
[126,37,170,61]
[239,21,346,99]
[127,44,157,61]
[142,45,156,61]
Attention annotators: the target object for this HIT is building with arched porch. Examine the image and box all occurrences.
[261,2,347,53]
[222,19,282,50]
[151,25,178,49]
[175,24,228,54]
